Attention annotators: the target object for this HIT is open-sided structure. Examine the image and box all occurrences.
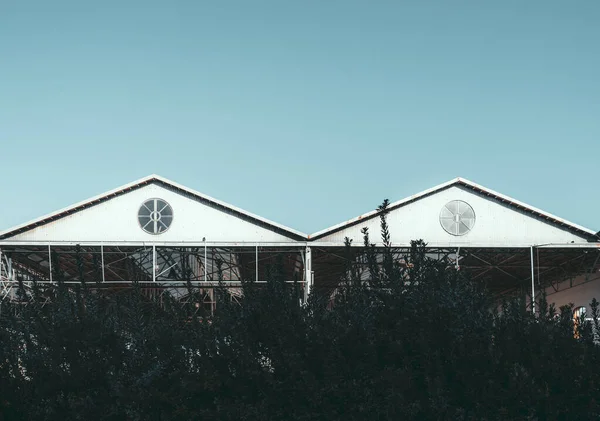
[308,178,600,311]
[1,175,598,311]
[0,175,309,309]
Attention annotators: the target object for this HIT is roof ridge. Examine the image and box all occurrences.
[0,175,308,240]
[309,177,597,240]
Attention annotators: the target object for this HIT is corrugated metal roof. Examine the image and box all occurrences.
[0,175,308,241]
[309,177,599,241]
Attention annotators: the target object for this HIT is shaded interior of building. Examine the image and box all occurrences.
[2,244,599,310]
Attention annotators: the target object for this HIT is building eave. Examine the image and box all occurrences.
[309,177,597,241]
[0,174,308,241]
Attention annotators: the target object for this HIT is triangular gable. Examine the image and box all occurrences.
[309,178,598,247]
[0,175,307,243]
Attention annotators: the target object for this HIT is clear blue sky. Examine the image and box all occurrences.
[1,0,598,234]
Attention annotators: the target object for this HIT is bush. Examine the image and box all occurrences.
[1,205,599,420]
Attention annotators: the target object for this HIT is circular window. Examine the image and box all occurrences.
[138,199,173,235]
[440,200,475,236]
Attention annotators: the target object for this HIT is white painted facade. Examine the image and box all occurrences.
[310,185,592,247]
[0,174,597,310]
[0,175,595,248]
[3,182,302,244]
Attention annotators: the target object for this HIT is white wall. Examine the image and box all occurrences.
[314,185,590,247]
[544,275,600,311]
[6,183,299,243]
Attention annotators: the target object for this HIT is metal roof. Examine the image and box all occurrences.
[309,177,599,241]
[0,176,596,244]
[0,174,308,241]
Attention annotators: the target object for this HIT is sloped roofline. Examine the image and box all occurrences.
[0,174,308,240]
[309,177,598,241]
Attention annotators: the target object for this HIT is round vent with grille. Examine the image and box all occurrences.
[439,200,475,236]
[138,199,173,235]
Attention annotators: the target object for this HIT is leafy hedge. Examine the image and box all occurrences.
[1,209,599,420]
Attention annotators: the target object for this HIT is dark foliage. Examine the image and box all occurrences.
[1,207,599,420]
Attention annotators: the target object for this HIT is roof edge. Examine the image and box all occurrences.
[0,175,308,240]
[309,178,460,239]
[309,177,597,241]
[151,175,308,239]
[456,177,596,237]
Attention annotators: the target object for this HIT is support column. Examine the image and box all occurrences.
[0,247,6,305]
[530,246,536,314]
[7,254,11,281]
[101,244,105,282]
[153,245,157,282]
[48,244,53,283]
[455,247,461,270]
[304,246,312,302]
[255,244,259,282]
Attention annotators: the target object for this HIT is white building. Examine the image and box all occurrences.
[0,175,598,312]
